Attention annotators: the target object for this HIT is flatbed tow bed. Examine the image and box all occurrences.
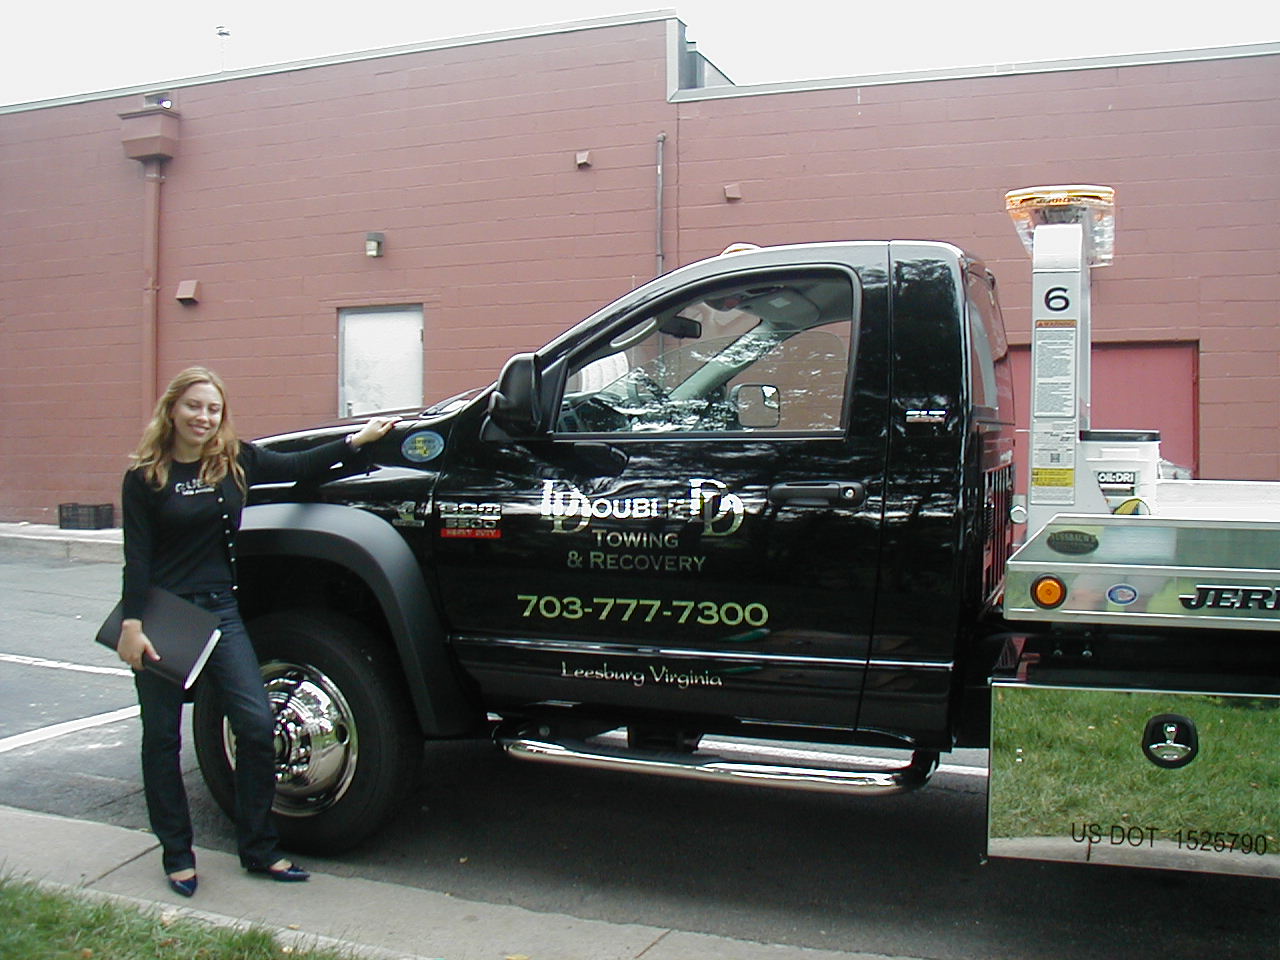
[991,510,1279,877]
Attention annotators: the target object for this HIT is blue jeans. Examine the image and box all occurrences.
[134,590,281,874]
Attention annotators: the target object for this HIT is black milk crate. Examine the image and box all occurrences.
[58,503,114,530]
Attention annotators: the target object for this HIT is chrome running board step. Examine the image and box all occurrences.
[497,729,938,796]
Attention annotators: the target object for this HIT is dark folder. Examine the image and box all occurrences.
[96,588,222,689]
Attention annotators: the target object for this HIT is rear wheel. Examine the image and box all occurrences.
[193,610,422,854]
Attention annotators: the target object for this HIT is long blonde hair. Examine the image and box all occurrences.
[131,366,245,492]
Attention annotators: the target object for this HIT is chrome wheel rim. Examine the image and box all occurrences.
[221,659,359,817]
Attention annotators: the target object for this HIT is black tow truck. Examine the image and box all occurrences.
[192,192,1278,879]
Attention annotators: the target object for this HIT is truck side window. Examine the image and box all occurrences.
[556,271,855,435]
[965,270,1011,420]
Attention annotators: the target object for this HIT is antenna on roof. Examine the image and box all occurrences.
[216,25,231,72]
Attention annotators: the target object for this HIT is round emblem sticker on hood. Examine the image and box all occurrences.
[402,430,445,463]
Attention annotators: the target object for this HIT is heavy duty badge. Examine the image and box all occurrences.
[439,501,503,538]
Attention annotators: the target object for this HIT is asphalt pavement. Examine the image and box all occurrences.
[0,522,896,960]
[5,521,1278,960]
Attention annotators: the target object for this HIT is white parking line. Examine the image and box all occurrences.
[710,740,988,778]
[0,705,140,755]
[0,655,989,779]
[0,652,132,678]
[597,731,988,779]
[0,652,138,754]
[698,737,988,779]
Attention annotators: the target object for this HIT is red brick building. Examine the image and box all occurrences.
[1,12,1277,523]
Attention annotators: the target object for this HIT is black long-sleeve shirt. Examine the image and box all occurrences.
[121,439,352,620]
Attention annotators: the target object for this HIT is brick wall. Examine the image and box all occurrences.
[1,16,1276,522]
[671,54,1280,480]
[0,98,145,519]
[0,19,678,522]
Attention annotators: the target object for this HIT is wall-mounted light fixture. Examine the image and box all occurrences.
[575,150,592,168]
[365,232,385,258]
[175,279,200,304]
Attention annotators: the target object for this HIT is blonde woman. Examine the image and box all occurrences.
[118,366,397,897]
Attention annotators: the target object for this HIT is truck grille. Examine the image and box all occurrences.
[982,464,1014,600]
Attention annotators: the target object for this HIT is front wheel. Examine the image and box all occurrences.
[192,610,422,854]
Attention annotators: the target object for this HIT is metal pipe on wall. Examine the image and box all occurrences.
[140,158,164,420]
[655,133,667,277]
[120,104,180,422]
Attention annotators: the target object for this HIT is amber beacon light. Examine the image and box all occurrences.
[1005,184,1116,267]
[1031,575,1068,609]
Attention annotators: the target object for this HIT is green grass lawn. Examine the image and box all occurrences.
[0,875,362,960]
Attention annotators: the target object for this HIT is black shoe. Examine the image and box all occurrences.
[246,860,310,883]
[167,873,198,898]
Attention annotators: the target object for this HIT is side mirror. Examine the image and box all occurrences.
[486,353,545,436]
[730,383,780,429]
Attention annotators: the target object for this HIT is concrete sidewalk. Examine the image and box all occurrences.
[0,521,123,564]
[0,805,895,960]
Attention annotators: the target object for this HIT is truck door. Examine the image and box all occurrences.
[435,257,890,731]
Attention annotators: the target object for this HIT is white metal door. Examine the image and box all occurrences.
[339,305,424,416]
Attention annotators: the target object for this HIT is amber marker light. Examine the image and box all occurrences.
[1005,184,1116,267]
[1031,575,1068,609]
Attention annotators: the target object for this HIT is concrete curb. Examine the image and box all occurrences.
[0,805,899,960]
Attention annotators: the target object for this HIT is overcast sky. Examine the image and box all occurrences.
[4,1,1279,107]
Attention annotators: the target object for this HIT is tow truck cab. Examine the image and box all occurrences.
[219,210,1277,875]
[430,240,1014,753]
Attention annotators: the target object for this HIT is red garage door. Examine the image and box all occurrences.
[1009,342,1199,497]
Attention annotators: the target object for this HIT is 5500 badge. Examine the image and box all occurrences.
[517,594,769,627]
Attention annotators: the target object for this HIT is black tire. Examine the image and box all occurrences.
[192,610,422,854]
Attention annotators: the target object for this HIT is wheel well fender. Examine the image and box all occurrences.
[239,502,475,737]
